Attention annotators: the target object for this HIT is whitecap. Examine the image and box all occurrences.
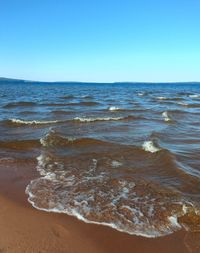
[157,96,167,100]
[168,216,181,229]
[177,102,189,106]
[162,111,171,122]
[73,116,123,122]
[25,134,187,239]
[108,106,121,111]
[189,94,200,98]
[10,118,62,125]
[111,160,123,168]
[137,92,145,96]
[142,141,161,153]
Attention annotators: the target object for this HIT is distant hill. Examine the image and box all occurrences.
[0,77,27,83]
[0,77,200,85]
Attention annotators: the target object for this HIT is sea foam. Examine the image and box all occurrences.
[189,94,200,98]
[162,111,171,122]
[108,106,121,111]
[142,141,161,153]
[25,132,192,239]
[10,118,62,125]
[73,116,124,122]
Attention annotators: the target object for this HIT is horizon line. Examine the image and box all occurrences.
[0,76,200,84]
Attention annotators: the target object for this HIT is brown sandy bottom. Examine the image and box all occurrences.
[0,159,198,253]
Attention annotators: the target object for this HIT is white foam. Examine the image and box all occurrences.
[36,153,50,175]
[138,92,145,96]
[74,116,123,122]
[162,111,171,122]
[177,102,188,106]
[26,178,183,238]
[157,96,167,100]
[189,94,200,98]
[26,183,163,238]
[40,129,55,146]
[25,136,185,239]
[168,216,181,229]
[40,129,76,147]
[10,118,61,125]
[108,106,121,111]
[142,141,161,153]
[111,160,123,168]
[10,116,126,125]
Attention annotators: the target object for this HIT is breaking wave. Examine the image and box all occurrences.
[73,115,137,123]
[7,119,64,125]
[108,106,121,111]
[73,116,124,122]
[189,94,200,98]
[25,131,200,238]
[162,111,172,122]
[142,140,161,153]
[4,115,137,126]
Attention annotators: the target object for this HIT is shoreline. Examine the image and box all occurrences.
[0,158,191,253]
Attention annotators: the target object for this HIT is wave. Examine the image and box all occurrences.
[142,140,161,153]
[42,101,100,107]
[177,92,192,96]
[177,102,189,107]
[108,106,121,111]
[25,131,200,238]
[3,115,138,126]
[26,179,183,238]
[186,104,200,108]
[7,118,64,125]
[3,101,37,108]
[167,109,188,115]
[81,95,94,99]
[41,103,71,107]
[156,97,183,101]
[51,110,73,115]
[26,144,199,237]
[40,130,107,148]
[177,102,200,108]
[60,95,75,99]
[0,139,40,149]
[73,115,137,123]
[78,101,100,106]
[156,96,167,100]
[137,92,146,96]
[189,94,200,98]
[19,111,37,115]
[108,106,140,113]
[74,116,123,122]
[162,111,172,122]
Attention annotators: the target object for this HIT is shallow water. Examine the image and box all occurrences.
[0,82,200,238]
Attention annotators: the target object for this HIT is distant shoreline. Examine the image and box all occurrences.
[0,77,200,85]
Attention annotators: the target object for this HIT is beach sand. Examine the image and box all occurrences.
[0,159,191,253]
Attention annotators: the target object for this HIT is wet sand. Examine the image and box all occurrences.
[0,159,191,253]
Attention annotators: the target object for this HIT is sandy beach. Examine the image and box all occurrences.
[0,158,191,253]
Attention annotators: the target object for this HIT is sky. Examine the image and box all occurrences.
[0,0,200,82]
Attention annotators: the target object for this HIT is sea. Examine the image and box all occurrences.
[0,81,200,238]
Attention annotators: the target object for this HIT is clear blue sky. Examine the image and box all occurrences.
[0,0,200,82]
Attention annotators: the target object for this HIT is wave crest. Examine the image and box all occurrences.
[8,118,62,125]
[25,131,197,238]
[162,111,172,122]
[142,140,161,153]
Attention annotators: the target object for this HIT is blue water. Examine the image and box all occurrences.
[0,81,200,238]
